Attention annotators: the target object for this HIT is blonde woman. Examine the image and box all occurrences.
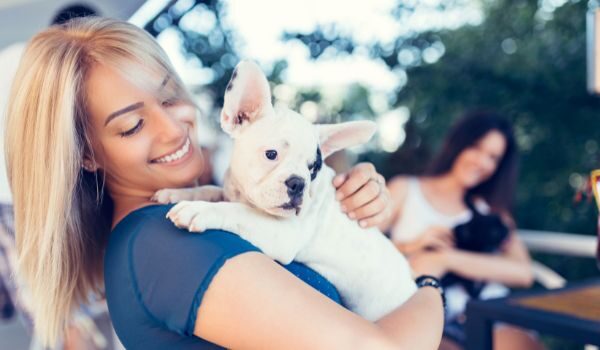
[6,18,444,349]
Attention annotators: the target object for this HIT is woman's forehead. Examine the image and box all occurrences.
[85,64,171,117]
[87,63,170,94]
[478,130,506,152]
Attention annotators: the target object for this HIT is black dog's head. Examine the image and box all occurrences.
[453,213,508,252]
[443,210,509,298]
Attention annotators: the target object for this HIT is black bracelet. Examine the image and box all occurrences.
[415,275,446,309]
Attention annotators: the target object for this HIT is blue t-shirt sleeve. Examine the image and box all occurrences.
[128,210,260,336]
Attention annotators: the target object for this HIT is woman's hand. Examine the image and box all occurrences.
[333,163,391,228]
[394,226,454,255]
[408,250,451,278]
[414,226,455,251]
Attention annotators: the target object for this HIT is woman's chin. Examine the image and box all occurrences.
[460,175,483,189]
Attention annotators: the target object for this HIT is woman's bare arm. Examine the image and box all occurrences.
[409,230,534,287]
[194,252,444,350]
[442,232,534,287]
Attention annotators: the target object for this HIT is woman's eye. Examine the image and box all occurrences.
[265,150,278,160]
[120,120,144,137]
[161,97,178,107]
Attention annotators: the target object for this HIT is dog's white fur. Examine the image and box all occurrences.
[159,61,417,320]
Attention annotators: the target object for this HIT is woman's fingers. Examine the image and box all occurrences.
[419,229,454,250]
[349,196,387,219]
[340,179,380,213]
[333,163,376,201]
[428,236,454,249]
[429,225,453,236]
[333,162,392,227]
[356,210,390,229]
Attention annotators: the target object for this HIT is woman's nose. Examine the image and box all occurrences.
[479,154,496,173]
[152,103,186,141]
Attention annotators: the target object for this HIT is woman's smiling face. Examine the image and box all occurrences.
[84,64,205,198]
[450,130,507,189]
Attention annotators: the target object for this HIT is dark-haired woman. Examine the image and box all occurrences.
[380,112,544,350]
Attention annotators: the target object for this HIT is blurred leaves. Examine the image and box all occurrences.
[146,0,239,107]
[284,0,600,236]
[147,0,600,236]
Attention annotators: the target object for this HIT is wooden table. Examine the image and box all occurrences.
[465,278,600,350]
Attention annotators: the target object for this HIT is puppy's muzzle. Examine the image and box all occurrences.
[285,176,305,201]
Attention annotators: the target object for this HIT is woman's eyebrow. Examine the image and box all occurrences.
[160,75,170,89]
[104,76,170,127]
[104,102,144,126]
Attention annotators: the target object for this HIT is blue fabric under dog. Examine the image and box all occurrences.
[105,204,341,350]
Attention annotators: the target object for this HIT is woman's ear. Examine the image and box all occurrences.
[82,158,99,172]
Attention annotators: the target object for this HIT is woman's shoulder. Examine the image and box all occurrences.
[105,203,262,290]
[104,204,262,297]
[387,175,420,204]
[104,204,341,347]
[387,175,411,194]
[104,204,262,346]
[108,204,259,257]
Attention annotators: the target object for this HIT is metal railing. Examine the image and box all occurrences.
[518,230,596,290]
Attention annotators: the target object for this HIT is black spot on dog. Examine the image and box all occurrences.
[226,69,238,92]
[309,147,322,181]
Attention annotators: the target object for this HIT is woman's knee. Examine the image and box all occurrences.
[493,325,545,350]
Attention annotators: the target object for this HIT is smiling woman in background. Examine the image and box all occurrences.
[5,17,444,349]
[380,111,544,350]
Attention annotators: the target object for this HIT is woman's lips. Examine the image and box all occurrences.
[151,137,191,164]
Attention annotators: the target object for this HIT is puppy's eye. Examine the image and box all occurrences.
[265,150,278,160]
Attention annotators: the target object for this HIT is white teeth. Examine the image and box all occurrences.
[154,138,191,164]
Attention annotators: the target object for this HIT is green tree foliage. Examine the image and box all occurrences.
[287,0,600,235]
[392,0,600,234]
[149,0,599,244]
[145,0,239,106]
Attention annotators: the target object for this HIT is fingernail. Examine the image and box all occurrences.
[340,205,347,212]
[359,220,367,228]
[349,212,356,219]
[333,174,345,186]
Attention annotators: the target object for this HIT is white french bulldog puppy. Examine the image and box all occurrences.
[161,60,417,321]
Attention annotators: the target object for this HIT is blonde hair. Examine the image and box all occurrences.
[5,17,192,346]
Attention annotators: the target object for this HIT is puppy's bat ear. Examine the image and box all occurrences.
[317,121,377,159]
[220,60,274,137]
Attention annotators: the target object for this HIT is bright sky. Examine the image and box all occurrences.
[220,0,482,152]
[137,0,483,152]
[144,0,483,92]
[223,0,482,91]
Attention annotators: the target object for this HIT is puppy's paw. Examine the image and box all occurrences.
[166,201,222,232]
[152,188,192,204]
[191,186,225,202]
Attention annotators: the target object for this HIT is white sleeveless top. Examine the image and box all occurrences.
[389,177,471,243]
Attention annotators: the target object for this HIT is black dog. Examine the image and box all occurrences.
[441,196,509,298]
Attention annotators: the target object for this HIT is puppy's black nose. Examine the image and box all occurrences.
[285,176,305,197]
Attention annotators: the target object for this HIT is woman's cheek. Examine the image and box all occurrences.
[172,104,197,124]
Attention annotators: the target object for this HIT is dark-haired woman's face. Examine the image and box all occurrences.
[451,130,506,189]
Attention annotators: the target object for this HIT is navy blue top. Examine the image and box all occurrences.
[104,204,341,349]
